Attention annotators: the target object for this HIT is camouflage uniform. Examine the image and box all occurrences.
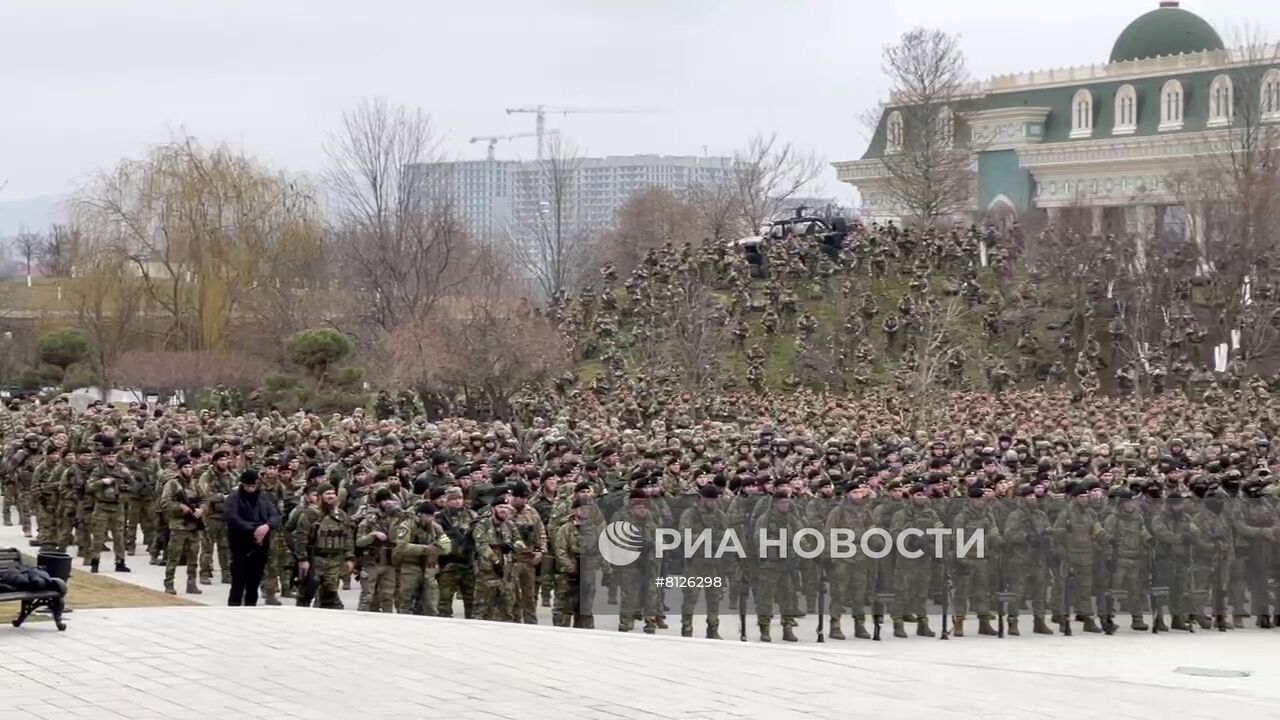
[87,462,135,567]
[392,511,450,615]
[435,504,478,617]
[197,468,235,583]
[293,504,355,609]
[553,515,599,628]
[509,503,547,623]
[676,499,728,638]
[471,510,525,621]
[355,506,400,612]
[159,471,204,593]
[823,498,878,639]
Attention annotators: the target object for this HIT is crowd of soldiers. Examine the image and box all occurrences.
[1,384,1278,644]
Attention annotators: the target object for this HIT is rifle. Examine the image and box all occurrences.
[1149,545,1168,635]
[1102,534,1119,635]
[816,565,826,643]
[994,552,1017,638]
[1212,545,1229,632]
[940,550,952,640]
[738,563,748,642]
[1059,519,1072,636]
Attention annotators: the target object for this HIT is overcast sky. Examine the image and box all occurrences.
[3,0,1279,207]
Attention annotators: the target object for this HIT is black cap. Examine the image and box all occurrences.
[698,484,722,499]
[374,487,393,503]
[239,469,260,485]
[414,501,435,515]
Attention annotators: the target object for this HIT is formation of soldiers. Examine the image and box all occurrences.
[1,384,1278,645]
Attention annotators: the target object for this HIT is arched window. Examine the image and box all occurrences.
[1114,85,1138,135]
[1262,69,1280,121]
[1070,89,1093,139]
[1208,75,1234,127]
[937,106,954,148]
[886,110,904,153]
[1160,80,1184,131]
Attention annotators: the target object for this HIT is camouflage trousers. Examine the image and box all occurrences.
[75,499,95,558]
[893,559,933,619]
[1243,544,1274,616]
[680,562,722,630]
[165,529,200,585]
[473,566,516,622]
[34,493,62,549]
[397,564,438,615]
[1005,556,1048,617]
[200,519,231,581]
[1052,553,1096,616]
[1106,557,1144,615]
[0,481,12,526]
[952,559,994,617]
[358,563,396,612]
[829,561,875,619]
[2,481,32,532]
[617,563,659,631]
[554,566,596,628]
[755,562,799,629]
[312,555,345,609]
[436,563,474,618]
[89,504,125,563]
[511,561,539,623]
[122,497,156,554]
[260,533,289,597]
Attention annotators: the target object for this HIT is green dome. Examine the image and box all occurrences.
[1109,3,1224,63]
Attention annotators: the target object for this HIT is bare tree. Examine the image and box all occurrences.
[731,133,824,231]
[36,223,80,277]
[663,264,731,395]
[13,227,39,286]
[606,186,697,275]
[686,177,741,240]
[325,98,477,334]
[66,244,146,397]
[503,134,599,299]
[869,27,975,223]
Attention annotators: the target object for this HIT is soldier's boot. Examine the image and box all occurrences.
[81,557,91,566]
[706,623,721,640]
[148,553,163,566]
[654,616,668,630]
[1273,614,1280,628]
[1195,613,1213,629]
[1007,616,1020,636]
[902,613,917,623]
[978,616,998,636]
[853,616,871,640]
[1050,613,1065,626]
[828,618,846,640]
[341,577,351,591]
[281,586,296,599]
[759,623,772,642]
[680,616,693,638]
[90,559,99,574]
[782,626,798,643]
[115,559,131,573]
[199,576,212,586]
[1232,614,1248,629]
[1130,614,1149,631]
[892,618,908,638]
[642,622,656,635]
[951,616,965,637]
[916,618,935,638]
[1152,614,1169,632]
[1033,616,1054,635]
[186,578,202,595]
[541,596,551,608]
[1170,615,1188,631]
[1081,616,1103,633]
[264,590,281,606]
[163,581,176,596]
[1260,615,1274,629]
[221,574,231,585]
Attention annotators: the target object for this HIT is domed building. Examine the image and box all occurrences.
[838,1,1280,235]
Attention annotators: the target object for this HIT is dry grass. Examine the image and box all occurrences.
[1,557,194,625]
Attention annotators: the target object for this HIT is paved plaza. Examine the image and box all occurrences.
[4,524,1280,719]
[2,604,1279,720]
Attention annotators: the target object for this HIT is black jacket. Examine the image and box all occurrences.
[224,488,282,554]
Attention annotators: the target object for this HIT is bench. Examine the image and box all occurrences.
[0,548,67,631]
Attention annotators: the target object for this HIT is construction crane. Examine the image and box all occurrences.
[468,129,558,160]
[504,105,653,160]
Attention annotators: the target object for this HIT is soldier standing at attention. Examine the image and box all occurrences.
[293,485,354,610]
[471,498,525,622]
[508,484,547,624]
[392,500,451,615]
[197,450,236,585]
[159,456,204,595]
[86,439,134,574]
[355,487,400,612]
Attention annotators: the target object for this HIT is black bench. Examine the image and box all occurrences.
[0,548,67,631]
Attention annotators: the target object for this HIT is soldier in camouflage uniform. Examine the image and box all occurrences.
[471,499,525,621]
[1100,489,1151,631]
[121,439,158,557]
[32,444,65,550]
[890,484,943,638]
[677,484,728,639]
[393,500,451,615]
[824,483,878,640]
[293,486,354,609]
[256,459,290,604]
[752,489,803,642]
[86,440,135,573]
[950,485,1002,637]
[1053,484,1106,633]
[197,450,236,584]
[554,496,599,628]
[355,487,400,612]
[159,456,205,595]
[508,484,547,624]
[435,487,478,618]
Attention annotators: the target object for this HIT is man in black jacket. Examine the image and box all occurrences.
[224,469,282,607]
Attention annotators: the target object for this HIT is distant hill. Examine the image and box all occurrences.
[0,194,68,236]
